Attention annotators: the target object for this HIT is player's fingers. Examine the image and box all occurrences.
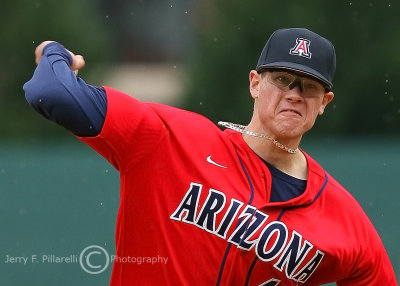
[70,54,86,71]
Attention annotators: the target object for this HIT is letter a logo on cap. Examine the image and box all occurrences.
[289,38,312,59]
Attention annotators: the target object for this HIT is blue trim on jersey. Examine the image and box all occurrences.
[236,151,255,203]
[243,171,328,285]
[216,243,232,285]
[216,152,255,286]
[244,258,258,286]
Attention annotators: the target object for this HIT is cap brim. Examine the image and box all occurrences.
[257,62,333,90]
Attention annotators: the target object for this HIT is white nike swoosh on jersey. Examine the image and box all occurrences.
[206,155,227,168]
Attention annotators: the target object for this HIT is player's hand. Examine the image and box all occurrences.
[34,41,86,74]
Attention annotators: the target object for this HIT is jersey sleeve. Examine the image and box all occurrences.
[76,86,166,171]
[337,218,398,285]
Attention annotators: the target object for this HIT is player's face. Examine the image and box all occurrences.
[249,70,334,140]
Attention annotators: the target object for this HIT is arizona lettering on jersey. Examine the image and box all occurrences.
[170,183,324,284]
[77,87,397,285]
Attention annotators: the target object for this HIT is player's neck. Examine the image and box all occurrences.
[243,134,308,180]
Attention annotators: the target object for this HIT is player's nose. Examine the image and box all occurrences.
[288,78,303,92]
[285,82,304,102]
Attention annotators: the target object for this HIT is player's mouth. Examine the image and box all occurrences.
[280,109,302,117]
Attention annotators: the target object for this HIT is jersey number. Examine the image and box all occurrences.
[260,278,280,286]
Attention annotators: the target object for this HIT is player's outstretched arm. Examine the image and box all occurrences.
[24,41,107,137]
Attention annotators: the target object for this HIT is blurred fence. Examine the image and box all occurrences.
[0,136,399,285]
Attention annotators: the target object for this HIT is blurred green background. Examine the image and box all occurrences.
[1,0,399,284]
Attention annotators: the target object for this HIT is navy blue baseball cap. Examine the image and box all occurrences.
[256,28,336,90]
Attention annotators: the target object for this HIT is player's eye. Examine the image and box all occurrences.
[303,81,318,90]
[303,79,325,94]
[272,73,294,86]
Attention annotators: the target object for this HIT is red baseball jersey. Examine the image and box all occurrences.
[78,86,397,285]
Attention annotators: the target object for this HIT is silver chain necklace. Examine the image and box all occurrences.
[218,121,299,154]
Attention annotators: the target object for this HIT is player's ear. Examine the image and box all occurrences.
[249,70,261,99]
[319,91,334,115]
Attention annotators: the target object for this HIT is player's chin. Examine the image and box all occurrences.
[275,121,308,137]
[276,114,304,127]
